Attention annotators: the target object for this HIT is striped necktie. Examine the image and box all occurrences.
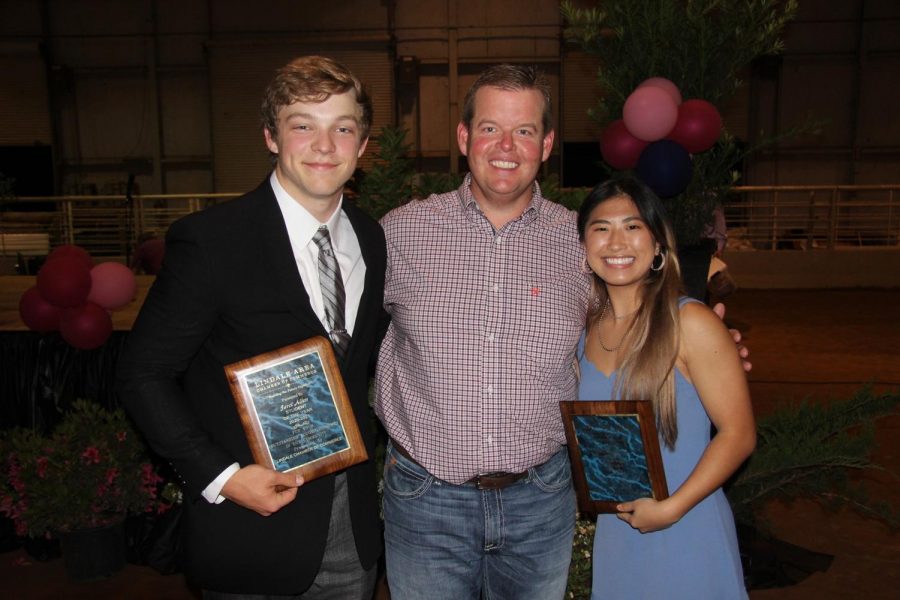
[312,226,350,359]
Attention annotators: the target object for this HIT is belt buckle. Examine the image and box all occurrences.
[472,472,518,490]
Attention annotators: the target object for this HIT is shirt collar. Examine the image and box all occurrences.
[458,173,543,226]
[270,171,345,248]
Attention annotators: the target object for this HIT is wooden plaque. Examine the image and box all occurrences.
[559,400,668,516]
[224,336,367,482]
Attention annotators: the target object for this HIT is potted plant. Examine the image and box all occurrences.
[0,399,171,581]
[561,0,798,297]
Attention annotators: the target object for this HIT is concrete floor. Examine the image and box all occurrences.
[1,288,898,599]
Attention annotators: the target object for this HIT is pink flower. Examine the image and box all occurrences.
[140,463,162,486]
[81,446,101,464]
[36,456,49,478]
[116,431,127,442]
[105,468,119,486]
[9,474,25,493]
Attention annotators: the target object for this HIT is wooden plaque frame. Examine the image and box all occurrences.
[559,400,668,515]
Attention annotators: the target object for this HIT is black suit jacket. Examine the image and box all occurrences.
[116,179,385,594]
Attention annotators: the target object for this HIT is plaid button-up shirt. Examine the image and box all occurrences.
[375,176,591,484]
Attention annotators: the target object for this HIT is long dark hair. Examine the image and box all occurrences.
[577,176,684,447]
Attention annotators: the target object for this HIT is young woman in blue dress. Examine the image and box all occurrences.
[577,176,756,599]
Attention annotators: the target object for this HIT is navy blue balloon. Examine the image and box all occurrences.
[635,139,693,198]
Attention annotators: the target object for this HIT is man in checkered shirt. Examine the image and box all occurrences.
[375,64,586,599]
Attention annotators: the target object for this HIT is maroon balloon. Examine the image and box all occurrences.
[18,286,61,332]
[36,256,93,308]
[46,245,94,271]
[59,302,113,350]
[600,119,650,170]
[667,99,723,154]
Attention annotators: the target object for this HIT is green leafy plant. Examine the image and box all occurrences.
[357,127,415,220]
[561,0,798,245]
[357,126,465,220]
[727,386,900,530]
[566,516,596,599]
[0,400,172,538]
[414,170,464,201]
[539,174,589,212]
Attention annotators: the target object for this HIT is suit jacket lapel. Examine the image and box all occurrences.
[343,203,380,364]
[252,180,328,336]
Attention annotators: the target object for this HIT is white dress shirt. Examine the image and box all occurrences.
[202,172,366,503]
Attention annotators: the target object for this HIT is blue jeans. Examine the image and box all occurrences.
[383,443,575,600]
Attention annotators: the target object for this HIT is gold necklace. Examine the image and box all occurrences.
[596,299,637,352]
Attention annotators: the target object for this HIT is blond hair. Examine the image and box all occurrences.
[260,55,372,141]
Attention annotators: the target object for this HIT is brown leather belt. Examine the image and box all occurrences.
[390,440,528,490]
[466,471,527,490]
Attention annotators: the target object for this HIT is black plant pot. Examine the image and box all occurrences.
[58,520,126,582]
[737,523,834,590]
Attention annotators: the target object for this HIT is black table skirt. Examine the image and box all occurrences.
[0,331,128,433]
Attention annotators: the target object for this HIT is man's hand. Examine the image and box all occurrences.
[712,302,752,373]
[221,464,304,516]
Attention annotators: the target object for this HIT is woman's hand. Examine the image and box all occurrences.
[615,497,682,533]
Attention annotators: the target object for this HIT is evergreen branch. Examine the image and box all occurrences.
[734,464,865,507]
[817,492,900,529]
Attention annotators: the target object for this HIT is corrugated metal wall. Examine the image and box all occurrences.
[0,41,52,145]
[207,42,393,193]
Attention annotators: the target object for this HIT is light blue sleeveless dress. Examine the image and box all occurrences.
[578,298,747,599]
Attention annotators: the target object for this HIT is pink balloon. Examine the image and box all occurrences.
[600,120,649,170]
[36,256,93,308]
[46,245,93,271]
[19,286,61,332]
[638,77,682,106]
[59,302,113,350]
[667,99,723,154]
[88,262,137,310]
[623,86,679,142]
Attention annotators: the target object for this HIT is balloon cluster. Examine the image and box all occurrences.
[600,77,723,198]
[18,245,137,349]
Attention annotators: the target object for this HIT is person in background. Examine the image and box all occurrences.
[117,55,385,598]
[577,175,755,599]
[706,205,738,305]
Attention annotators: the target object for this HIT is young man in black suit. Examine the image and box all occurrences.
[117,56,385,598]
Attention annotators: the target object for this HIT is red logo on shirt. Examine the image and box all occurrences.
[531,287,541,296]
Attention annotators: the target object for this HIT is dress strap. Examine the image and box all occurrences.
[678,295,703,309]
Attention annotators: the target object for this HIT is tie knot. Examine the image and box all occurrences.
[313,226,332,252]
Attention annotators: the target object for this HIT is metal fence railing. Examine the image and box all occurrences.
[2,185,899,259]
[1,193,239,259]
[723,185,900,250]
